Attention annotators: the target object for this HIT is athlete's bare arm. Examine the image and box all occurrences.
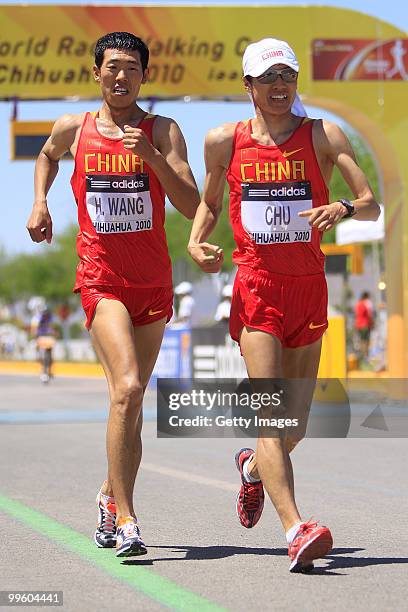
[299,119,381,232]
[122,116,199,219]
[26,113,84,243]
[188,123,235,273]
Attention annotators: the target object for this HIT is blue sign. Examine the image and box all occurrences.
[149,328,191,387]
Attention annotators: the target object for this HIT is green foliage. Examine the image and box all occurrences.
[323,132,379,244]
[69,321,86,339]
[207,189,236,270]
[164,207,193,264]
[165,187,236,272]
[0,225,79,302]
[332,132,379,199]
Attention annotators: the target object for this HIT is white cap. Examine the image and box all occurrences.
[243,38,299,77]
[27,295,46,313]
[242,37,307,118]
[175,281,193,295]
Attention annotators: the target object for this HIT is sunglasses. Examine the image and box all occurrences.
[255,68,298,84]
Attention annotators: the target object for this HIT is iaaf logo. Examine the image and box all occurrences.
[111,178,146,189]
[270,186,306,197]
[262,50,284,61]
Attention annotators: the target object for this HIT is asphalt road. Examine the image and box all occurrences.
[0,374,407,612]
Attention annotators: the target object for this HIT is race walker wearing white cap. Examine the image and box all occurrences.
[242,37,307,117]
[243,38,299,76]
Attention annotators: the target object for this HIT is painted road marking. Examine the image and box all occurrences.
[143,463,237,492]
[0,495,227,612]
[142,461,404,499]
[0,409,156,424]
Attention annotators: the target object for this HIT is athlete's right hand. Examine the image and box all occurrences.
[26,202,53,244]
[188,242,224,273]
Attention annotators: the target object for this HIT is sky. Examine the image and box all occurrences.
[1,0,407,255]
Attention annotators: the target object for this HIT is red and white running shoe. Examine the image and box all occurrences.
[288,519,333,572]
[235,448,264,528]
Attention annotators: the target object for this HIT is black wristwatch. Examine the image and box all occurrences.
[339,198,356,218]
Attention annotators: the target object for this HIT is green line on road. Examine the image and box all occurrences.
[0,494,227,612]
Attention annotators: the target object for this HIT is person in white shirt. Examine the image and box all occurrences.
[215,284,233,323]
[174,282,195,326]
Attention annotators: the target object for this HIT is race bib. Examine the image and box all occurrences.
[241,181,313,244]
[86,173,153,234]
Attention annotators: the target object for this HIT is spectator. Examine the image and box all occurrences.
[35,307,57,383]
[173,282,194,326]
[215,284,233,323]
[354,291,375,361]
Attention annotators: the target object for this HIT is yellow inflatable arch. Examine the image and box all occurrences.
[290,8,407,377]
[1,4,407,375]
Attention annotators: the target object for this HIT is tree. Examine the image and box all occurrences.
[322,132,380,243]
[165,187,236,272]
[0,225,79,303]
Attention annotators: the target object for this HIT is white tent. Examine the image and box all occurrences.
[336,205,384,245]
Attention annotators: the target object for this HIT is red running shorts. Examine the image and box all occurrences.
[81,285,173,330]
[230,266,328,348]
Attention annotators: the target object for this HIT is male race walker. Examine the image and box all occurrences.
[188,38,380,572]
[27,32,200,557]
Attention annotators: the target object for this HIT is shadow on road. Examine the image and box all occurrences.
[315,548,408,575]
[121,545,408,575]
[121,544,283,567]
[120,544,408,575]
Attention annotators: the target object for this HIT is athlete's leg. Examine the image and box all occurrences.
[127,318,167,491]
[91,323,117,498]
[89,298,161,521]
[241,331,323,530]
[48,348,54,378]
[358,328,370,360]
[280,338,333,571]
[282,338,322,452]
[93,307,166,510]
[239,326,301,531]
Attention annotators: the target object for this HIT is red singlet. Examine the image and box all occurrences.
[355,299,374,330]
[71,112,172,291]
[226,118,329,276]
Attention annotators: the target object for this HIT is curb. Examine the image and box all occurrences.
[0,360,104,378]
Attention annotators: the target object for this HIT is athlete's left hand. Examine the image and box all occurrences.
[298,201,347,232]
[122,125,156,162]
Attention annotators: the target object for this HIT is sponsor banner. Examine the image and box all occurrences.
[0,5,404,99]
[313,38,408,80]
[0,4,276,98]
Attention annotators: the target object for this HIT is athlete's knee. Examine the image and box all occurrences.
[111,377,143,416]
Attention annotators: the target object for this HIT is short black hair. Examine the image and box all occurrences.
[94,32,149,70]
[361,291,371,299]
